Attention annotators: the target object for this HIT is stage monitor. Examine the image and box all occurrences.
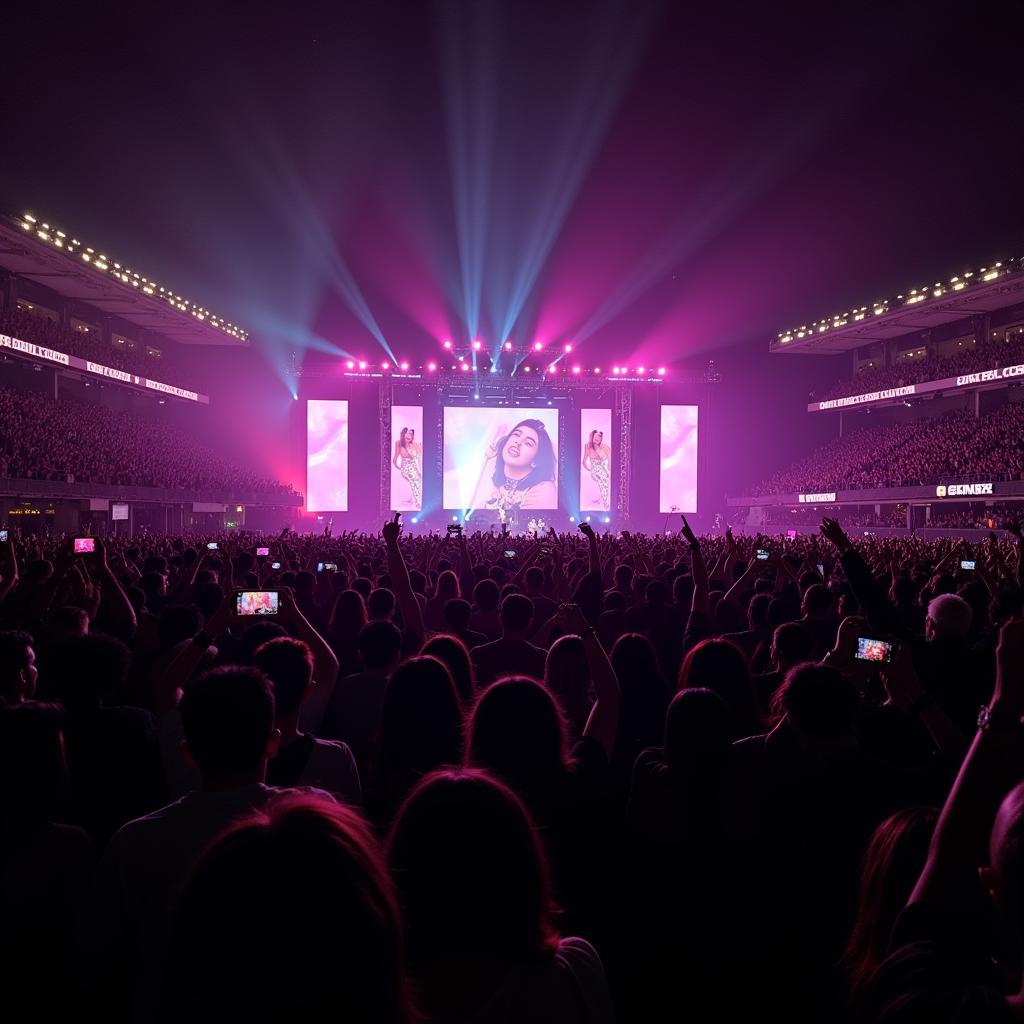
[580,408,612,512]
[390,405,424,512]
[111,503,129,522]
[306,399,349,511]
[659,404,698,513]
[443,407,559,511]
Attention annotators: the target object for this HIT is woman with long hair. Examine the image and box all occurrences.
[367,655,463,828]
[472,419,557,514]
[678,638,763,740]
[839,806,938,1015]
[392,427,422,508]
[387,769,613,1023]
[162,793,415,1023]
[581,429,611,509]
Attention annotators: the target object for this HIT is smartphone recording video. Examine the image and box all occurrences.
[256,547,270,557]
[236,591,279,616]
[961,560,976,570]
[756,549,769,561]
[74,537,95,554]
[271,561,282,570]
[0,529,7,542]
[207,542,219,550]
[504,550,515,559]
[855,637,895,663]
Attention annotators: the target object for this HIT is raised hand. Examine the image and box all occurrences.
[578,522,595,539]
[820,517,851,554]
[382,512,402,544]
[680,514,698,547]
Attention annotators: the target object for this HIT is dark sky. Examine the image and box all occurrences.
[5,0,1024,386]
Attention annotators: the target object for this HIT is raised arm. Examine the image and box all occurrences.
[0,538,19,604]
[681,515,709,617]
[909,619,1024,910]
[579,522,601,576]
[563,603,621,760]
[92,539,137,640]
[278,587,340,734]
[383,514,425,643]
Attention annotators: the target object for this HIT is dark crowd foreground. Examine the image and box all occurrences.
[2,518,1024,1023]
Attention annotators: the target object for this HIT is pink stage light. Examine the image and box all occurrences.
[524,366,532,373]
[427,361,437,372]
[460,362,470,371]
[399,361,409,371]
[472,339,482,350]
[443,339,453,350]
[637,366,645,374]
[594,367,601,375]
[563,343,573,353]
[358,361,367,370]
[611,366,619,375]
[503,341,513,351]
[345,360,355,370]
[533,341,543,352]
[548,364,558,373]
[381,361,390,370]
[657,367,666,376]
[572,365,581,374]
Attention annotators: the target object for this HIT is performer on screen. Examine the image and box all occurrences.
[581,429,611,509]
[471,418,557,513]
[392,427,422,507]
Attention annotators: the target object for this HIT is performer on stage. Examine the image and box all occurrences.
[470,419,557,513]
[581,429,611,509]
[392,427,422,508]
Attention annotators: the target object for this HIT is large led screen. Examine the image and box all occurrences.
[443,407,559,511]
[579,408,612,512]
[306,399,349,511]
[390,405,424,512]
[659,404,698,513]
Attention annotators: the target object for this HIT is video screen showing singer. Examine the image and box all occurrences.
[469,418,557,512]
[392,427,422,508]
[581,429,611,510]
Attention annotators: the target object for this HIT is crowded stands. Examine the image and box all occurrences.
[751,401,1024,495]
[2,513,1024,1021]
[819,331,1024,402]
[0,306,196,392]
[0,387,296,497]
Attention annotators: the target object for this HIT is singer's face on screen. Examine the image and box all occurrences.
[595,431,603,445]
[502,425,540,469]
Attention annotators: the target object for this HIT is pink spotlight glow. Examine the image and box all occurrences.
[503,341,513,351]
[657,367,666,376]
[381,360,390,370]
[637,366,645,374]
[345,360,355,369]
[460,362,470,372]
[358,361,367,370]
[442,339,453,350]
[524,366,532,373]
[594,367,601,375]
[572,365,581,374]
[548,364,558,373]
[400,361,410,371]
[611,366,619,375]
[563,343,573,353]
[427,361,437,372]
[472,339,482,351]
[533,341,543,351]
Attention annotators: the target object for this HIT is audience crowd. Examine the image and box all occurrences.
[819,333,1024,401]
[2,515,1024,1022]
[0,387,296,497]
[0,306,197,392]
[752,401,1024,494]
